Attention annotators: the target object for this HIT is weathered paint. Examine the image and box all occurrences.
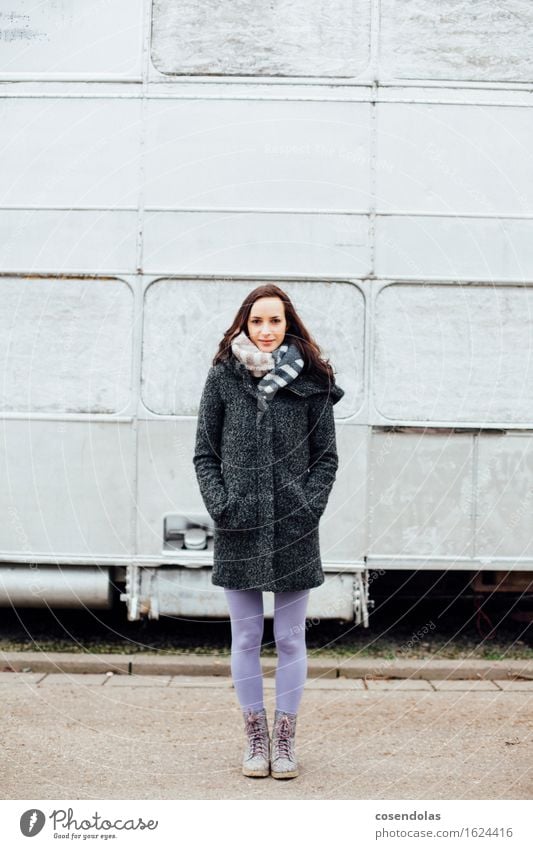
[127,565,362,622]
[151,0,371,77]
[380,0,533,83]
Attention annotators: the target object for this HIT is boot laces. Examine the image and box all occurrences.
[245,712,268,758]
[275,715,294,760]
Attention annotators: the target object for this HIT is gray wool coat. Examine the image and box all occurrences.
[193,353,345,593]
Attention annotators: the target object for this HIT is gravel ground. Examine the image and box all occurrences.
[3,673,532,800]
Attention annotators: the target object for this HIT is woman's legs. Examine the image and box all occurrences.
[224,586,311,715]
[273,590,310,715]
[224,588,265,712]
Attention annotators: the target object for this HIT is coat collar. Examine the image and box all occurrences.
[223,354,345,405]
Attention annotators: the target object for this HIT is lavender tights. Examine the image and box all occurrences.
[224,588,310,714]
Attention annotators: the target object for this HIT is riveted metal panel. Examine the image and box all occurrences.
[0,98,142,207]
[476,435,533,559]
[136,419,199,557]
[0,420,135,557]
[0,277,133,414]
[376,103,533,216]
[0,0,144,78]
[152,567,357,620]
[143,211,371,277]
[0,210,139,274]
[373,283,533,425]
[368,431,473,557]
[375,216,533,281]
[320,425,367,563]
[145,99,372,211]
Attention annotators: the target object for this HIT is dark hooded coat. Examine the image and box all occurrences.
[193,353,345,593]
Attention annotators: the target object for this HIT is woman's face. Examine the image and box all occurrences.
[246,296,288,353]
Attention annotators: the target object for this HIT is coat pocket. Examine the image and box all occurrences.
[217,490,258,531]
[200,485,229,523]
[300,487,321,522]
[287,481,318,526]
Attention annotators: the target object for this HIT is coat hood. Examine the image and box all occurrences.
[223,353,345,405]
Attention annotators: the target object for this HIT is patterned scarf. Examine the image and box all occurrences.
[230,330,304,422]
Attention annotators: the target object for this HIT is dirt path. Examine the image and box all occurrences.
[3,673,532,800]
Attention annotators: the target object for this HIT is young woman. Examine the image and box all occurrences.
[193,283,344,779]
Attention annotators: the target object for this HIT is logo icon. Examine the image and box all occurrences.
[20,809,46,837]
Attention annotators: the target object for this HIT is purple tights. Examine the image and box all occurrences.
[224,588,310,715]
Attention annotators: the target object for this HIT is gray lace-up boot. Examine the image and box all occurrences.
[270,709,299,779]
[242,707,270,777]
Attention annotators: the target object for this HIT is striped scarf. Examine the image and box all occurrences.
[230,330,304,422]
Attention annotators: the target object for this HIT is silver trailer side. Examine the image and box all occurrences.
[1,1,532,622]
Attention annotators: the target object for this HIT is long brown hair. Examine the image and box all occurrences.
[212,283,335,387]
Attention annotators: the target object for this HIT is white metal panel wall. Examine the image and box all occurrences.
[322,426,367,564]
[0,420,135,559]
[367,431,533,567]
[376,103,533,216]
[373,283,533,426]
[0,99,143,208]
[368,432,473,561]
[0,95,142,274]
[142,211,371,277]
[142,97,372,275]
[144,99,371,210]
[477,436,533,560]
[0,0,144,78]
[375,216,533,282]
[0,210,138,274]
[0,0,532,575]
[0,277,133,413]
[0,277,135,561]
[151,569,356,619]
[375,101,533,281]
